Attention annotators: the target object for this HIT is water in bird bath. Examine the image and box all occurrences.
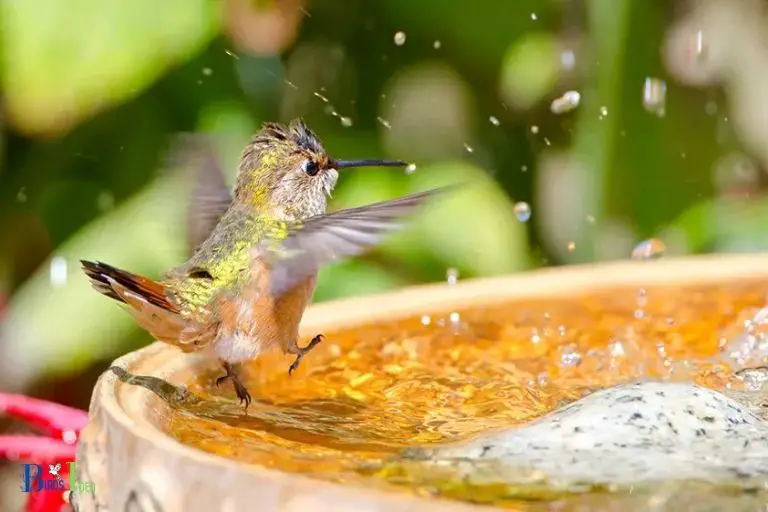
[162,279,768,509]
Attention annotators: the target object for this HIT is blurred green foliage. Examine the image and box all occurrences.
[1,0,768,393]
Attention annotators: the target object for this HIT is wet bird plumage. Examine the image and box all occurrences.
[81,118,450,410]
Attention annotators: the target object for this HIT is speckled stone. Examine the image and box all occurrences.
[403,382,768,488]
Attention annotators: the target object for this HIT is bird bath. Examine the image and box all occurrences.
[74,253,768,511]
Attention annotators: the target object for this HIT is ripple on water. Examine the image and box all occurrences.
[164,280,768,508]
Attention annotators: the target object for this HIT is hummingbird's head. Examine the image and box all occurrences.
[234,118,407,220]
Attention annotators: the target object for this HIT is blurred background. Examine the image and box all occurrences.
[2,0,768,471]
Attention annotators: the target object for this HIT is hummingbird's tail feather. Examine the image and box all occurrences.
[80,260,188,344]
[80,260,179,313]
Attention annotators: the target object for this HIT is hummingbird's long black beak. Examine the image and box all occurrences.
[333,159,408,169]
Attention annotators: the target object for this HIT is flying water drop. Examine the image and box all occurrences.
[550,90,581,114]
[513,201,531,222]
[489,116,500,126]
[50,256,68,287]
[404,163,417,175]
[376,117,392,130]
[446,268,459,285]
[643,78,667,117]
[394,31,407,46]
[631,239,666,260]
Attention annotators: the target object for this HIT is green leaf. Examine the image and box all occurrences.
[0,0,221,136]
[499,32,560,110]
[402,161,531,276]
[0,175,188,391]
[314,260,409,303]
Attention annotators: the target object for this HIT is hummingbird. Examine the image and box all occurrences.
[81,119,448,410]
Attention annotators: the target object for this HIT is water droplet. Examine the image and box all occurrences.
[405,163,417,174]
[693,29,706,59]
[599,106,608,118]
[16,187,27,203]
[735,366,768,392]
[530,13,538,20]
[225,49,239,59]
[559,344,582,367]
[421,315,431,326]
[521,165,528,172]
[586,214,596,224]
[530,328,541,344]
[642,78,667,117]
[202,67,213,76]
[376,117,392,129]
[566,241,576,252]
[50,256,68,287]
[394,31,407,46]
[550,90,581,114]
[631,238,666,260]
[340,116,353,127]
[513,201,531,222]
[560,50,576,70]
[446,268,459,285]
[489,116,500,126]
[62,430,77,444]
[463,143,474,153]
[449,311,460,324]
[530,125,539,134]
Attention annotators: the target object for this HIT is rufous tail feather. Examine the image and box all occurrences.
[80,260,187,344]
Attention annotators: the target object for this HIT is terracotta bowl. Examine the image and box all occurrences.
[73,253,768,511]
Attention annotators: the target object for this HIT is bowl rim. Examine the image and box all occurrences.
[89,252,768,510]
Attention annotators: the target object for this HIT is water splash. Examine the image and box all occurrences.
[559,344,582,367]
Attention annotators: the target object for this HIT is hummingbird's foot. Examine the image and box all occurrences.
[288,334,324,376]
[217,362,252,411]
[232,377,252,411]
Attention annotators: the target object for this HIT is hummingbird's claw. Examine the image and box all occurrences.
[288,334,325,376]
[217,361,252,412]
[233,379,252,411]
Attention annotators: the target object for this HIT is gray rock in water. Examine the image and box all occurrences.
[403,382,768,488]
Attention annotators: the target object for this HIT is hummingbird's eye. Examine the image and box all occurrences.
[301,159,320,176]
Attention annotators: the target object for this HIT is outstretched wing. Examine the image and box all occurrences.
[168,134,233,254]
[259,186,455,298]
